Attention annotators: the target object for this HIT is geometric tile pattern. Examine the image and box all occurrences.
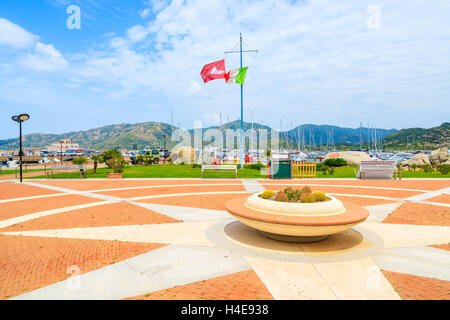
[0,178,449,300]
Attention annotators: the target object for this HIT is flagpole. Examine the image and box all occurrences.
[240,33,244,169]
[224,34,258,169]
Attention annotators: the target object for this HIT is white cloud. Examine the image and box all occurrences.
[2,0,450,131]
[139,8,151,18]
[0,18,38,49]
[126,24,149,43]
[21,42,68,71]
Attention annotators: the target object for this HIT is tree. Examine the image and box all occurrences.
[101,149,122,169]
[72,156,87,165]
[90,154,103,174]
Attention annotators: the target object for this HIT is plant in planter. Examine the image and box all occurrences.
[260,187,331,203]
[106,156,127,178]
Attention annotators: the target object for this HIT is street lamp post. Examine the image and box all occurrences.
[60,140,64,165]
[11,114,30,183]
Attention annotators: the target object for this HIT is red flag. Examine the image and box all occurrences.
[200,59,226,83]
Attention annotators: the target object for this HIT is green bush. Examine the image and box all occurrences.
[283,187,302,202]
[259,190,276,199]
[324,158,347,167]
[274,191,288,202]
[312,191,327,202]
[191,163,202,168]
[421,164,433,173]
[244,163,265,170]
[106,156,127,173]
[316,162,324,171]
[72,156,87,165]
[300,193,315,203]
[437,164,450,174]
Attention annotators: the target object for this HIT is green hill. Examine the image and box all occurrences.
[383,122,449,149]
[0,120,399,151]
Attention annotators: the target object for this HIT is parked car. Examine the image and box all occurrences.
[130,149,160,165]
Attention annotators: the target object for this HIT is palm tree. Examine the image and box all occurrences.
[90,154,103,174]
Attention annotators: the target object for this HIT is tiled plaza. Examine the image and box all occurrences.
[0,178,449,300]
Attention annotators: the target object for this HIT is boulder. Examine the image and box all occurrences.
[325,151,371,166]
[429,147,449,167]
[401,153,431,167]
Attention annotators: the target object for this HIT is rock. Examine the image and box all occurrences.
[429,147,449,167]
[325,151,371,166]
[401,153,431,167]
[173,158,183,165]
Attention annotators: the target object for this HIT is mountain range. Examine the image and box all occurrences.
[0,121,447,150]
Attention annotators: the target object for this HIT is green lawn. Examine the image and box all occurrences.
[26,164,264,179]
[0,168,44,175]
[25,164,450,179]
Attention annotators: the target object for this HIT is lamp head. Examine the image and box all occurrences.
[11,114,30,122]
[18,114,30,121]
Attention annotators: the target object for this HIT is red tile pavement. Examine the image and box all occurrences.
[0,235,166,300]
[382,270,450,300]
[137,193,252,210]
[429,244,450,251]
[0,181,62,200]
[127,270,274,300]
[383,202,450,226]
[0,202,181,232]
[426,194,450,204]
[260,179,450,191]
[0,194,100,221]
[96,184,246,198]
[261,184,422,199]
[333,195,399,206]
[31,179,243,191]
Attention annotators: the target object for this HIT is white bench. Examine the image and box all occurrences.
[357,160,400,180]
[201,165,237,179]
[47,165,87,179]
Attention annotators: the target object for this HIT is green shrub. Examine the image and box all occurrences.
[106,156,127,173]
[283,187,302,202]
[300,186,312,194]
[191,163,201,168]
[274,191,288,202]
[300,193,315,203]
[316,162,324,171]
[437,164,450,174]
[244,163,265,170]
[72,156,87,165]
[259,190,276,199]
[312,191,327,202]
[421,164,433,173]
[324,158,347,167]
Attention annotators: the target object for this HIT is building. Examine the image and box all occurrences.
[48,138,80,152]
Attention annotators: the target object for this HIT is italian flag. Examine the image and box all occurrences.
[225,67,248,85]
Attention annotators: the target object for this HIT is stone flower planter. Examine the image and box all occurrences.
[225,192,369,243]
[107,173,123,179]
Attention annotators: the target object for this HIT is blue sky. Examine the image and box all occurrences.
[1,0,449,139]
